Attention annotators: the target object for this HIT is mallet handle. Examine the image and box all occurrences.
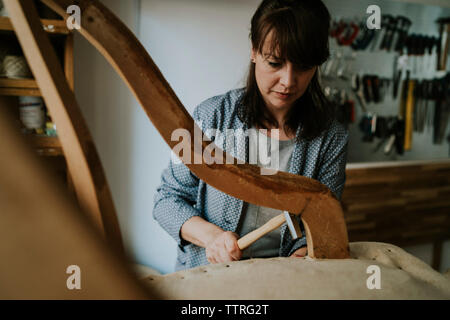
[237,213,285,250]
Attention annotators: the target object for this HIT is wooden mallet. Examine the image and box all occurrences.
[237,211,303,250]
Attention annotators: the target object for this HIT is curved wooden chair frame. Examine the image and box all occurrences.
[5,0,349,259]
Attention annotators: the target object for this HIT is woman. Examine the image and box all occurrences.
[153,0,348,271]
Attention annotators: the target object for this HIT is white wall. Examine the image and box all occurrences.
[138,0,257,112]
[75,0,449,274]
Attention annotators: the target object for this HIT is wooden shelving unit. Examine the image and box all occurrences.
[0,16,72,158]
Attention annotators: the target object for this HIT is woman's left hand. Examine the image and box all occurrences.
[290,246,307,258]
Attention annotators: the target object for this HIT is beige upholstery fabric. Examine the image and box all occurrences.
[444,269,450,280]
[142,242,450,299]
[132,264,162,280]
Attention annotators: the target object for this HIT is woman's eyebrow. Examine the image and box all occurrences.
[263,53,282,60]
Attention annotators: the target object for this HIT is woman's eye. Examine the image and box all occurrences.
[268,61,281,68]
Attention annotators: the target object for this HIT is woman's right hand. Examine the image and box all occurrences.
[205,231,242,264]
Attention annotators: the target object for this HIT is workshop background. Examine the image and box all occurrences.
[69,0,450,274]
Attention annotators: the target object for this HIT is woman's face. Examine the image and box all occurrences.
[251,32,317,114]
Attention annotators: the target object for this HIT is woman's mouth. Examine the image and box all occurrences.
[273,91,293,99]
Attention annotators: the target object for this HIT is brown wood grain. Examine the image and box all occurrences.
[0,87,41,96]
[64,33,74,91]
[342,163,450,249]
[0,78,38,88]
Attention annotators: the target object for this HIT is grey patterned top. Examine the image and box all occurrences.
[153,88,349,271]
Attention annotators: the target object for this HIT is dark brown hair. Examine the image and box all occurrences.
[239,0,334,140]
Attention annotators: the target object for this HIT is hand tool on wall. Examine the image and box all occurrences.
[347,99,355,124]
[422,36,433,78]
[416,35,426,76]
[372,116,390,153]
[380,15,396,51]
[406,34,420,78]
[414,80,427,133]
[237,211,302,250]
[394,118,406,155]
[393,52,409,99]
[352,22,375,51]
[399,71,410,118]
[334,90,355,127]
[369,116,406,156]
[363,75,373,103]
[428,37,440,78]
[352,74,368,112]
[386,16,402,52]
[393,71,410,155]
[380,117,398,155]
[337,20,359,46]
[351,74,367,113]
[425,79,435,129]
[394,17,412,52]
[437,17,450,71]
[359,113,377,142]
[330,19,345,39]
[433,76,450,144]
[413,81,419,131]
[379,78,391,102]
[384,133,396,155]
[372,15,391,51]
[371,75,381,103]
[404,79,415,151]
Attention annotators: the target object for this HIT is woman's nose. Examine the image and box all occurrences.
[279,64,296,88]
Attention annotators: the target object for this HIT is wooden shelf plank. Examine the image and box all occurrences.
[0,16,68,35]
[28,135,61,148]
[0,78,38,88]
[26,135,63,157]
[0,87,41,96]
[35,148,63,156]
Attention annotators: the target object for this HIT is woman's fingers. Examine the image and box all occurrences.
[290,246,308,258]
[206,231,242,264]
[224,232,242,261]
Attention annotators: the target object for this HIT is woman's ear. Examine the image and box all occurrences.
[251,49,256,63]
